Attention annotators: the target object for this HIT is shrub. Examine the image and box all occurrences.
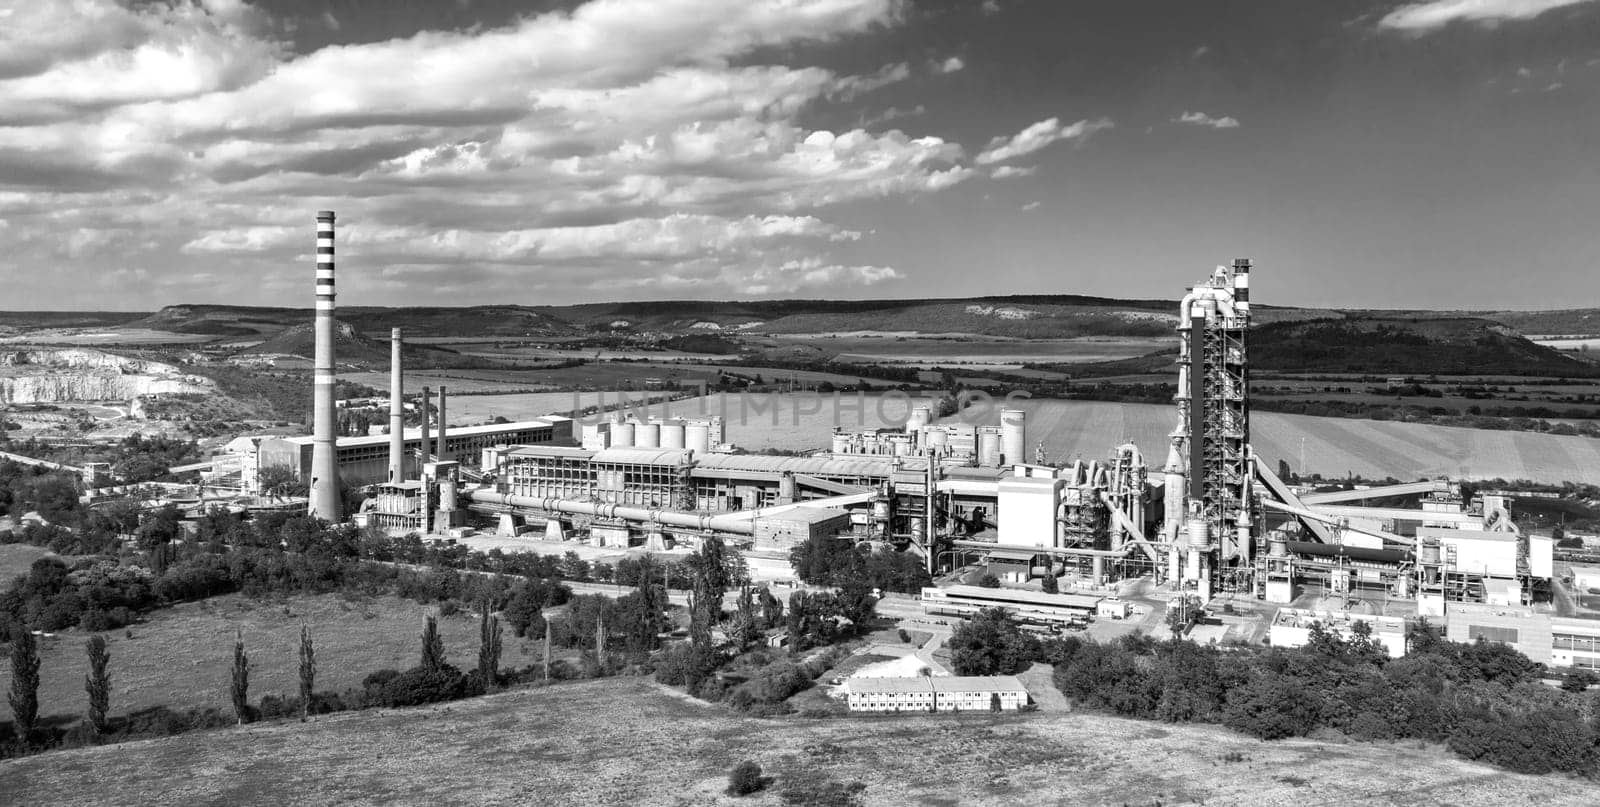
[727,760,765,796]
[376,664,478,708]
[896,628,910,643]
[437,599,460,617]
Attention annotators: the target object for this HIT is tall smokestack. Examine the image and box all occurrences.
[388,327,404,483]
[435,385,447,463]
[420,385,431,465]
[308,210,341,521]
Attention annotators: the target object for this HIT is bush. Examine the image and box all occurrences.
[896,628,910,643]
[437,599,460,617]
[375,664,479,708]
[726,760,765,796]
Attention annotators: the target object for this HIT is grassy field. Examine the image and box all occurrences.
[1,675,1590,806]
[681,393,1600,484]
[0,543,63,583]
[0,593,550,725]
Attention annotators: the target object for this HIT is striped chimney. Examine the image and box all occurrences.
[1232,257,1250,314]
[388,327,404,483]
[308,210,342,521]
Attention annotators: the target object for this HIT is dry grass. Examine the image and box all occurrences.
[678,393,1600,484]
[1,675,1592,806]
[0,593,550,725]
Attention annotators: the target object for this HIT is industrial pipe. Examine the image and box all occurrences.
[1259,498,1415,547]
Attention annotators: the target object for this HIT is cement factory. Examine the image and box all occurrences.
[213,212,1597,671]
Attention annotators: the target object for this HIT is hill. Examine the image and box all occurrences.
[1251,317,1600,377]
[0,675,1584,806]
[237,319,486,370]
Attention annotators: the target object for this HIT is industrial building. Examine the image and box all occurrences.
[216,417,574,494]
[920,585,1101,627]
[1268,608,1407,659]
[844,676,1028,712]
[265,216,1585,663]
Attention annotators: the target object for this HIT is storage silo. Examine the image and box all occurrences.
[660,421,686,449]
[686,423,711,453]
[1000,408,1026,466]
[635,422,660,448]
[612,422,635,448]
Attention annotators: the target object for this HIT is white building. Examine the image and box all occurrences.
[845,676,1028,713]
[1269,608,1406,659]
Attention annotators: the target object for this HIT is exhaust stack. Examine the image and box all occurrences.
[435,385,447,462]
[388,327,404,483]
[420,386,431,465]
[308,210,341,521]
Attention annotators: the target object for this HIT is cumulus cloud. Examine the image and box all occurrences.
[0,0,987,304]
[990,165,1037,179]
[975,117,1112,165]
[1379,0,1597,32]
[1175,111,1240,129]
[936,56,965,74]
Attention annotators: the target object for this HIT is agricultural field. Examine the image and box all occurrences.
[1,675,1589,807]
[0,593,548,724]
[682,393,1600,485]
[800,335,1167,368]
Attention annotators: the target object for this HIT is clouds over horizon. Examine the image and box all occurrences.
[1379,0,1599,32]
[1175,111,1240,129]
[0,0,1090,306]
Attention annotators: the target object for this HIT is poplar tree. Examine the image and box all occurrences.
[85,634,110,736]
[8,624,41,739]
[421,615,446,672]
[298,626,316,721]
[230,630,250,725]
[477,604,502,688]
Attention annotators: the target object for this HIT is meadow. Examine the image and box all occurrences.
[0,593,548,724]
[0,675,1589,807]
[680,393,1600,484]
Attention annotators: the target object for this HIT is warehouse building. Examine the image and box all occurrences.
[920,585,1100,626]
[234,417,574,493]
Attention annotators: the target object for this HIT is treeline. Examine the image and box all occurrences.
[1047,618,1598,777]
[2,608,521,758]
[788,534,932,594]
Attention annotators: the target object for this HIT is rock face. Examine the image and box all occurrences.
[0,349,214,403]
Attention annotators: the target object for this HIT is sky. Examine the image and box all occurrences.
[1,0,1597,311]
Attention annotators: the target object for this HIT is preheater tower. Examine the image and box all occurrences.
[1170,258,1254,599]
[309,210,342,521]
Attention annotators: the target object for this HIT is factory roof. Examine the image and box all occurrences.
[984,548,1040,563]
[590,447,694,466]
[280,419,561,448]
[505,446,594,460]
[695,453,909,477]
[934,584,1102,610]
[1271,607,1405,631]
[759,506,851,525]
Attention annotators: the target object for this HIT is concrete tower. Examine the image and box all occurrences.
[435,385,447,462]
[308,210,341,521]
[388,327,404,483]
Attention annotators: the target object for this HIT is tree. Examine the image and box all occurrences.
[421,615,446,673]
[231,630,250,725]
[947,608,1039,676]
[1040,572,1058,594]
[478,604,503,687]
[1165,595,1200,638]
[726,760,766,796]
[85,634,110,736]
[8,623,41,739]
[298,626,316,721]
[990,692,1002,712]
[976,573,1001,588]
